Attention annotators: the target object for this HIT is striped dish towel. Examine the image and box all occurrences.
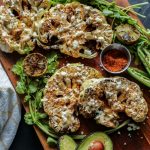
[0,63,21,150]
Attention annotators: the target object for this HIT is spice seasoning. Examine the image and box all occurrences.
[102,50,128,72]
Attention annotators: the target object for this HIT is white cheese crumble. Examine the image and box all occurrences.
[71,15,75,21]
[2,31,7,37]
[75,31,83,36]
[123,142,127,146]
[127,123,140,131]
[128,133,131,138]
[73,40,79,49]
[81,131,84,135]
[117,131,121,135]
[95,17,102,23]
[60,71,67,76]
[84,49,92,56]
[41,97,48,102]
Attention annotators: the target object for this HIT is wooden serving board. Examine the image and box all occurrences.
[0,0,150,150]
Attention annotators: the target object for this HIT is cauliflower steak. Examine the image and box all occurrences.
[42,64,102,133]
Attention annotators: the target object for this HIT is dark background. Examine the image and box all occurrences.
[9,0,150,150]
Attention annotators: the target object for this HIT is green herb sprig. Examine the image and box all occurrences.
[12,52,59,145]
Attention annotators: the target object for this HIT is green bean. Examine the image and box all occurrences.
[129,67,150,77]
[138,48,150,75]
[127,67,150,87]
[143,48,150,57]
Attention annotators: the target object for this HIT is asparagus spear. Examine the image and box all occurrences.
[127,67,150,88]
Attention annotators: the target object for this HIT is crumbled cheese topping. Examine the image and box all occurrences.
[73,40,79,49]
[127,123,140,131]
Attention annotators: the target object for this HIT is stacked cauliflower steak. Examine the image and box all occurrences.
[36,2,113,58]
[0,0,50,54]
[42,64,102,133]
[43,65,148,133]
[79,77,148,128]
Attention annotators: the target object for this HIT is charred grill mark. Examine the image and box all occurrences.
[85,24,97,32]
[85,40,97,51]
[50,35,59,45]
[51,19,60,28]
[12,9,19,17]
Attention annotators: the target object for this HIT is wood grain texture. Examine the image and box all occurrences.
[0,0,150,150]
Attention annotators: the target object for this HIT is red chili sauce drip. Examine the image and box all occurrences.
[102,50,128,72]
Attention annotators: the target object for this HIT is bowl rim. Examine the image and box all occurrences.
[100,43,131,74]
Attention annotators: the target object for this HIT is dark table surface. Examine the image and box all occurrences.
[9,0,150,150]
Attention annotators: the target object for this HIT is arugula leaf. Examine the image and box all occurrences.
[103,9,114,16]
[25,95,31,102]
[47,62,58,74]
[46,51,59,74]
[28,81,38,94]
[35,90,43,109]
[16,81,26,94]
[24,46,32,54]
[12,59,24,76]
[24,112,34,125]
[43,77,49,84]
[50,0,72,5]
[47,51,58,63]
[36,112,48,120]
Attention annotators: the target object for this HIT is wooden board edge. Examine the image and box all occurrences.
[0,0,148,149]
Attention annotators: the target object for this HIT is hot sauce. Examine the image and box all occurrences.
[102,50,128,72]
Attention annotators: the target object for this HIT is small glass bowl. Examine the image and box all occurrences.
[100,43,131,74]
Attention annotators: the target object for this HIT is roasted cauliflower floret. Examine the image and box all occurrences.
[37,2,113,58]
[42,64,102,133]
[0,6,35,54]
[0,0,50,54]
[3,0,50,14]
